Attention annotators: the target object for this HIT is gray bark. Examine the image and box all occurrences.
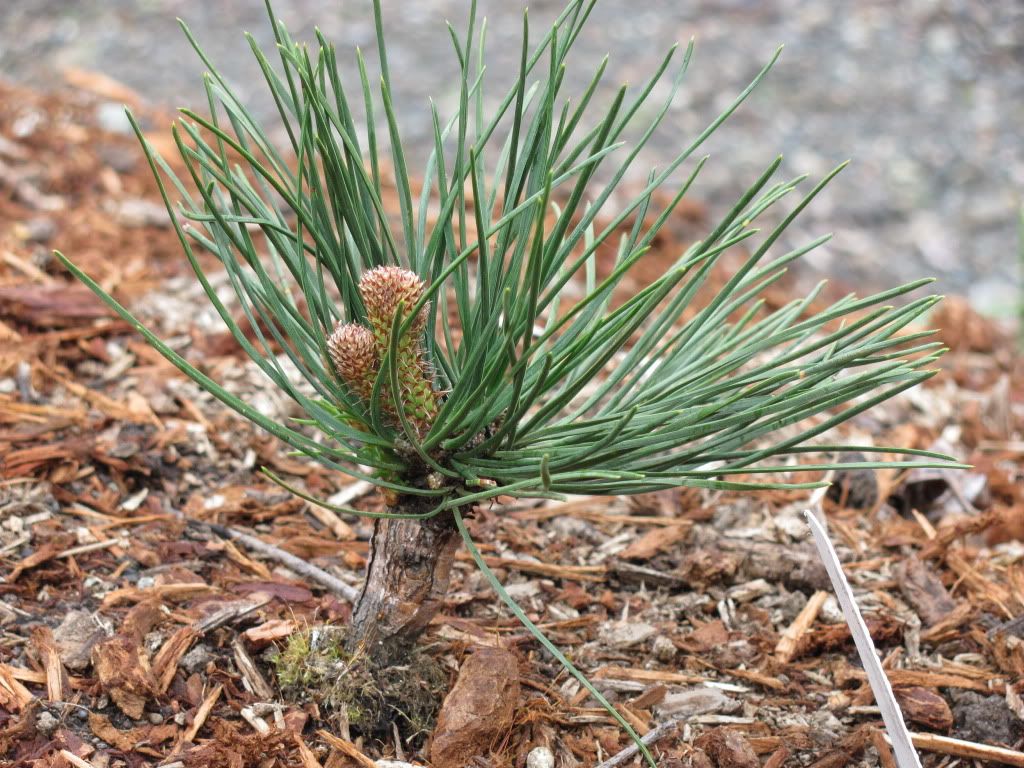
[345,500,459,663]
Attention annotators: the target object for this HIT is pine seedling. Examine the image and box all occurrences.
[58,1,959,763]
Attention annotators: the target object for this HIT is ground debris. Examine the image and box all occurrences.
[431,647,520,768]
[693,728,759,768]
[0,72,1021,768]
[894,686,954,732]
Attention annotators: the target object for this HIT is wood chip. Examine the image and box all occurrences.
[184,683,223,742]
[618,524,691,560]
[91,633,158,720]
[906,732,1024,767]
[775,591,829,663]
[152,626,198,694]
[232,637,275,701]
[59,750,99,768]
[0,663,35,711]
[294,734,325,768]
[31,625,69,702]
[319,729,379,768]
[896,557,956,626]
[242,618,297,647]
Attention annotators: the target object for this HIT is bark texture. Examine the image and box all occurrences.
[345,499,459,662]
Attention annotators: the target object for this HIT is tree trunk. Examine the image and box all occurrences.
[345,498,459,664]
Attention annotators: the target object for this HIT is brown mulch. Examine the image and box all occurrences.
[1,74,1023,768]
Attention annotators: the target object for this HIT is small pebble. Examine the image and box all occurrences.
[36,711,59,736]
[820,594,845,624]
[652,634,677,662]
[19,217,56,243]
[526,746,555,768]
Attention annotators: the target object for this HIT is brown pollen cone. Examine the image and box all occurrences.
[327,322,378,403]
[359,266,427,340]
[357,266,438,436]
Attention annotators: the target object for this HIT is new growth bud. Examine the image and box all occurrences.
[328,267,439,438]
[327,323,377,403]
[359,266,427,342]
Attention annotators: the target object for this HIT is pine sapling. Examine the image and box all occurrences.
[58,1,961,762]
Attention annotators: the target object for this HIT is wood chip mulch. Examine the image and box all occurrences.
[1,74,1023,768]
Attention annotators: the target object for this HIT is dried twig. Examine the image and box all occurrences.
[190,519,360,602]
[184,683,222,742]
[593,719,680,768]
[904,732,1024,767]
[59,751,98,768]
[775,590,828,663]
[232,637,275,700]
[56,538,124,559]
[318,729,379,768]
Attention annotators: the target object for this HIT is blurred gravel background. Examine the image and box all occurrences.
[1,0,1022,310]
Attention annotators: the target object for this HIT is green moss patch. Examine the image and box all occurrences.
[271,626,447,740]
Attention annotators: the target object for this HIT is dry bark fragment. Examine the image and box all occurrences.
[152,625,198,694]
[88,712,177,752]
[0,285,110,328]
[618,524,691,560]
[894,686,953,731]
[31,626,69,703]
[430,647,520,768]
[82,602,161,718]
[896,557,955,626]
[693,728,759,768]
[7,538,66,581]
[91,634,158,720]
[243,618,297,647]
[0,664,34,711]
[51,611,103,672]
[932,295,999,352]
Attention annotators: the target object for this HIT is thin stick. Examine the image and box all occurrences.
[57,538,124,559]
[184,683,222,742]
[904,732,1024,767]
[775,590,828,663]
[59,751,98,768]
[189,519,360,602]
[593,719,679,768]
[318,730,379,768]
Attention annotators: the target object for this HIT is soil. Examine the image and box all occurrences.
[1,69,1023,768]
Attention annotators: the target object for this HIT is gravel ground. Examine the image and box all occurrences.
[1,0,1022,309]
